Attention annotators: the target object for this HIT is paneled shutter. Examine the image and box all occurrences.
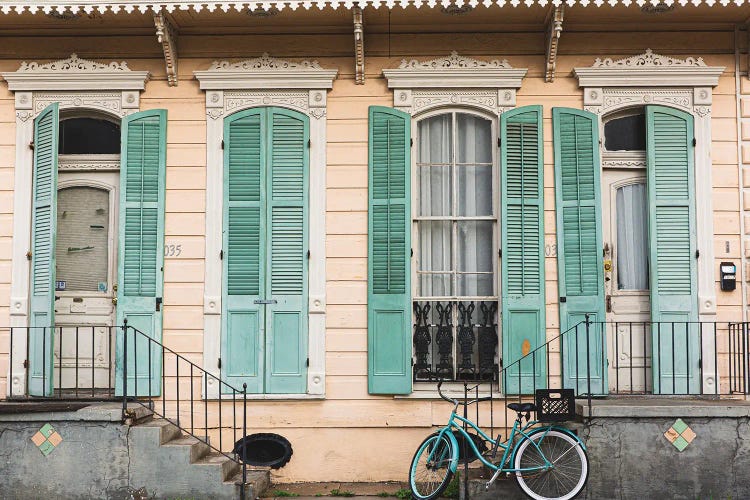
[367,106,411,395]
[646,105,699,394]
[266,108,309,394]
[29,103,59,397]
[501,106,545,394]
[222,109,265,393]
[552,108,607,395]
[115,110,167,397]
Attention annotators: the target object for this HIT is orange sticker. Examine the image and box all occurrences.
[522,339,531,356]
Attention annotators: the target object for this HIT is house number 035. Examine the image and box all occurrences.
[164,244,182,257]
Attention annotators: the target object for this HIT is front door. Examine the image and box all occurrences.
[54,173,118,392]
[602,170,651,393]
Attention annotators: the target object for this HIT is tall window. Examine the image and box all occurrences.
[413,111,498,383]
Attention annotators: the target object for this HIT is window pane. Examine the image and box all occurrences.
[56,186,110,292]
[59,118,121,155]
[604,114,646,152]
[616,183,649,290]
[457,165,492,216]
[418,165,452,216]
[457,221,493,272]
[418,114,452,165]
[457,274,494,297]
[419,273,452,297]
[457,114,492,164]
[418,220,452,296]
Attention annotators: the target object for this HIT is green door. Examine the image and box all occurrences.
[501,106,546,394]
[29,103,59,397]
[222,107,309,394]
[115,110,167,397]
[646,106,699,395]
[552,108,607,395]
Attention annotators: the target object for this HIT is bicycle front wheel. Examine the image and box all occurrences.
[409,433,456,500]
[513,429,588,500]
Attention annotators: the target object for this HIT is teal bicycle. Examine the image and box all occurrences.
[409,382,588,500]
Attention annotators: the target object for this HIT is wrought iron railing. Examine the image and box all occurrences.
[412,300,499,382]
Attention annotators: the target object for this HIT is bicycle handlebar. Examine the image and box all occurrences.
[437,380,493,406]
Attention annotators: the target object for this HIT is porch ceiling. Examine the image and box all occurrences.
[0,4,746,35]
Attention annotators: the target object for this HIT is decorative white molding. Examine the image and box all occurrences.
[353,5,365,85]
[1,53,150,91]
[545,5,564,83]
[154,12,178,87]
[0,1,747,15]
[601,151,646,169]
[384,51,526,90]
[575,49,725,88]
[195,59,333,397]
[194,53,338,90]
[58,154,120,171]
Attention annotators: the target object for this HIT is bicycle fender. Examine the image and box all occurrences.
[435,428,461,473]
[509,426,587,467]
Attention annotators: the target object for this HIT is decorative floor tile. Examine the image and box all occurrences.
[31,424,62,457]
[664,419,696,452]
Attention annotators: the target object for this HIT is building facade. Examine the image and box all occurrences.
[0,1,748,483]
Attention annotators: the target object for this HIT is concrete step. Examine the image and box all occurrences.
[132,417,181,444]
[161,435,212,463]
[226,468,272,499]
[195,452,241,481]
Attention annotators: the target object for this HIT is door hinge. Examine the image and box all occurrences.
[306,250,311,259]
[218,358,222,369]
[221,139,225,150]
[410,138,413,147]
[220,250,224,260]
[410,248,414,257]
[695,250,700,259]
[497,137,501,148]
[498,249,502,258]
[23,359,28,368]
[307,139,311,149]
[306,357,310,367]
[692,138,697,147]
[155,297,162,312]
[26,251,32,261]
[29,141,35,150]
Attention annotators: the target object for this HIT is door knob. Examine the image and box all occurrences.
[112,297,118,305]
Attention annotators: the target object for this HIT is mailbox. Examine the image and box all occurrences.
[720,262,736,292]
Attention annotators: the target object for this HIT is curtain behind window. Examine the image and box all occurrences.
[616,183,649,290]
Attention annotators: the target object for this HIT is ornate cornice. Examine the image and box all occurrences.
[194,53,337,90]
[593,49,706,68]
[383,51,526,90]
[2,53,150,91]
[575,49,724,88]
[154,13,178,87]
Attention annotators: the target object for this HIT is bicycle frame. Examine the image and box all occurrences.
[430,408,586,476]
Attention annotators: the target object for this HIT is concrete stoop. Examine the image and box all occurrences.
[128,417,270,500]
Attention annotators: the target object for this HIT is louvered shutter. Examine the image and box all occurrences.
[115,110,167,397]
[367,106,411,395]
[646,105,699,394]
[266,108,309,393]
[222,109,265,393]
[501,106,545,394]
[552,108,607,395]
[28,103,59,397]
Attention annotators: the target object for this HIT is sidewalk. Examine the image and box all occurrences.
[261,482,411,499]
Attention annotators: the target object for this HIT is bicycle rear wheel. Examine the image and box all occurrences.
[513,429,588,500]
[409,433,456,500]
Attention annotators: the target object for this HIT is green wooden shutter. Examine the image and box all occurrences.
[265,108,309,394]
[501,105,545,395]
[646,105,699,394]
[29,103,59,397]
[552,108,607,395]
[115,109,167,397]
[222,108,265,393]
[367,106,411,395]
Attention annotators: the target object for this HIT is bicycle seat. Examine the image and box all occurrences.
[507,403,536,413]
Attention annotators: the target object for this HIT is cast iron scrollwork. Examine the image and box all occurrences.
[457,302,476,379]
[413,302,432,380]
[478,302,499,381]
[435,302,453,379]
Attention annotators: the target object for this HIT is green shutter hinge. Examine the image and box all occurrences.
[498,249,502,258]
[306,250,311,259]
[220,250,224,260]
[26,251,32,261]
[695,250,700,259]
[410,248,413,257]
[410,138,413,148]
[308,139,311,148]
[692,138,696,147]
[218,358,221,369]
[28,141,34,150]
[221,140,224,149]
[306,357,310,367]
[497,137,501,147]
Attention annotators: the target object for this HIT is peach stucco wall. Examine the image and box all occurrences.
[0,19,746,481]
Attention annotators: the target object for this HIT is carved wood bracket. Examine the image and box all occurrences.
[353,5,364,85]
[154,12,178,87]
[545,5,564,83]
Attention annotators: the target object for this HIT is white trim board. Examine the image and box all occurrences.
[194,55,337,398]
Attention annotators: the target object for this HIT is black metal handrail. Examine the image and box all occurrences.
[121,319,249,500]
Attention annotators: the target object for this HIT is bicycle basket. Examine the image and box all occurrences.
[534,389,576,422]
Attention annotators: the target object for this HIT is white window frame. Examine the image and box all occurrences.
[574,48,725,392]
[1,53,149,398]
[383,52,527,394]
[194,54,337,399]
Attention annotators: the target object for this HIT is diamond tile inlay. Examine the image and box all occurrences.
[31,424,62,456]
[664,419,695,452]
